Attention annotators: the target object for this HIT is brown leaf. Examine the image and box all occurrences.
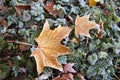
[77,72,86,80]
[63,63,76,73]
[15,4,31,10]
[75,15,97,37]
[99,19,104,32]
[97,19,104,38]
[64,15,73,23]
[114,66,120,70]
[0,19,8,27]
[30,21,72,75]
[15,4,31,18]
[62,73,74,80]
[52,76,66,80]
[0,6,7,12]
[19,44,27,52]
[71,38,78,43]
[8,60,13,67]
[44,0,60,17]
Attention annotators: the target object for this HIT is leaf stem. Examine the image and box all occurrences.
[113,73,120,80]
[7,40,37,47]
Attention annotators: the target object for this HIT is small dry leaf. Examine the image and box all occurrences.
[97,19,104,38]
[19,44,27,52]
[44,0,60,17]
[75,15,97,37]
[52,76,66,80]
[63,63,76,73]
[77,72,86,80]
[15,4,31,18]
[0,19,8,27]
[62,73,74,80]
[15,4,31,10]
[0,6,7,12]
[8,60,13,67]
[114,66,120,70]
[30,21,72,75]
[71,38,78,43]
[89,0,100,6]
[64,15,73,23]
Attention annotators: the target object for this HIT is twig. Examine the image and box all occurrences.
[113,73,120,80]
[7,40,37,47]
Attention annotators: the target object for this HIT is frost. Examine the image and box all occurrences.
[98,52,108,59]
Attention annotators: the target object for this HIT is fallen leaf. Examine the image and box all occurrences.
[63,63,76,73]
[15,4,31,10]
[0,19,8,27]
[75,15,97,37]
[62,73,74,80]
[89,0,100,6]
[15,4,31,18]
[77,72,86,80]
[71,38,78,43]
[30,21,72,75]
[8,60,13,67]
[0,6,6,12]
[44,0,60,17]
[52,76,66,80]
[114,66,120,70]
[19,44,27,52]
[52,73,74,80]
[64,15,73,23]
[97,19,104,38]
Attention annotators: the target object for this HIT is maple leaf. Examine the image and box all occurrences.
[30,21,72,75]
[75,15,97,37]
[63,63,76,73]
[44,0,60,17]
[89,0,100,6]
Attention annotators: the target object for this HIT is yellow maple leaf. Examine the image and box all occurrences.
[89,0,100,6]
[75,15,97,37]
[30,21,72,75]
